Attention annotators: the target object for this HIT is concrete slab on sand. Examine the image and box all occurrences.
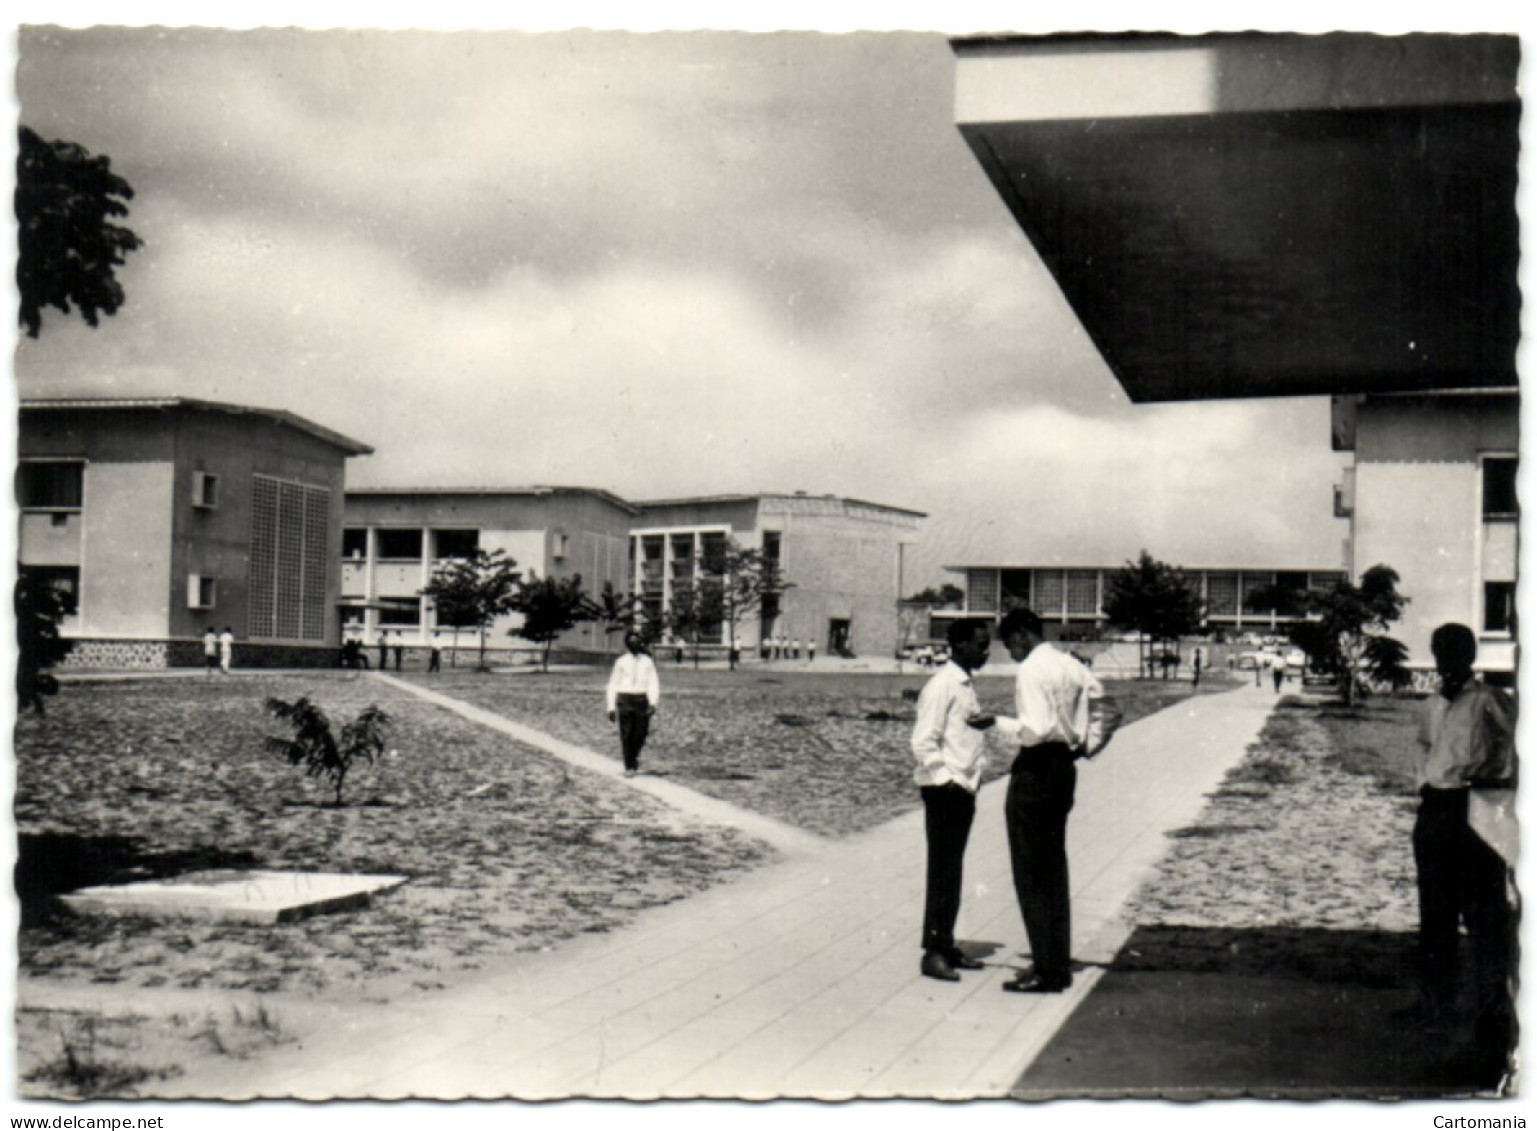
[58,870,408,924]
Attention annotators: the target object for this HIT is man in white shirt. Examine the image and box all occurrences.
[606,630,661,778]
[1411,623,1515,1041]
[910,618,996,982]
[992,608,1105,993]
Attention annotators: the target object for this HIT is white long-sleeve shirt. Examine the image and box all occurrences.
[995,643,1104,752]
[910,660,989,792]
[606,652,660,712]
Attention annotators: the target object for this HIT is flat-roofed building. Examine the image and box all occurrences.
[941,563,1348,641]
[340,487,638,657]
[632,492,926,660]
[18,397,372,668]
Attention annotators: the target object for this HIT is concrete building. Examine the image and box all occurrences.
[1332,392,1518,674]
[631,493,925,660]
[943,563,1348,641]
[951,33,1520,673]
[340,487,638,658]
[17,397,372,668]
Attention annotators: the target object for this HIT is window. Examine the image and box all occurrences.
[343,528,368,559]
[432,528,479,560]
[17,461,84,511]
[552,532,570,560]
[967,570,1000,614]
[192,471,220,509]
[1032,571,1064,616]
[377,604,421,628]
[375,528,423,561]
[1066,571,1099,616]
[1205,573,1240,617]
[762,531,782,562]
[1484,582,1516,634]
[1483,457,1518,520]
[188,574,217,610]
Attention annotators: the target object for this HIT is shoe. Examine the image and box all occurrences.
[921,952,961,982]
[1002,972,1072,994]
[624,768,637,778]
[945,949,984,971]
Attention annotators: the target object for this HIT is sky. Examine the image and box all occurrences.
[9,19,1359,590]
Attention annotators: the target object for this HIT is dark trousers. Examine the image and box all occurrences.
[1413,787,1515,1015]
[616,693,651,771]
[1006,743,1078,980]
[428,651,441,672]
[920,783,976,953]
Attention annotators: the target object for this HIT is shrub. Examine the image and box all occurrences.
[264,697,390,806]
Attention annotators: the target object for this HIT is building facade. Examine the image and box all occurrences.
[944,563,1348,641]
[18,397,372,668]
[340,488,638,657]
[631,493,925,660]
[1333,391,1518,674]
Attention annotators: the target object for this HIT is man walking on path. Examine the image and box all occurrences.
[910,618,996,983]
[607,630,660,778]
[428,632,442,673]
[218,626,235,674]
[203,627,219,676]
[992,608,1105,994]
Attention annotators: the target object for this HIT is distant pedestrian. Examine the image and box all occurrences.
[1408,623,1516,1048]
[808,639,817,663]
[203,627,219,676]
[1271,653,1285,693]
[760,636,771,662]
[1191,647,1202,687]
[792,637,801,661]
[607,631,660,777]
[377,631,388,672]
[393,631,404,672]
[912,618,995,983]
[428,631,442,673]
[218,626,235,674]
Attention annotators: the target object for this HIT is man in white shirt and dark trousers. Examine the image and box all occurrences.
[993,608,1105,994]
[607,631,661,778]
[1411,623,1515,1053]
[910,618,996,982]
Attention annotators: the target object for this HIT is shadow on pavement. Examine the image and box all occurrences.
[1014,924,1514,1099]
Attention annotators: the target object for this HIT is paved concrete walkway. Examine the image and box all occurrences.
[163,682,1278,1100]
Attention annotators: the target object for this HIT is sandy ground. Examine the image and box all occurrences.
[12,667,1241,1096]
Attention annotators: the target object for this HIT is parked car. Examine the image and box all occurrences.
[898,643,949,668]
[1284,648,1308,671]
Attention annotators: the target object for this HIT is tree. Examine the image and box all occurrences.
[508,572,600,672]
[419,549,521,670]
[17,126,144,338]
[906,583,964,609]
[663,582,714,670]
[698,538,792,671]
[1247,564,1409,705]
[593,581,648,637]
[265,698,390,807]
[15,572,75,714]
[1102,550,1205,679]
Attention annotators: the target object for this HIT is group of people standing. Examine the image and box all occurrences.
[911,609,1106,992]
[760,635,813,662]
[201,626,236,674]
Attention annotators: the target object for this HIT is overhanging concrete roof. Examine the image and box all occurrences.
[953,32,1520,402]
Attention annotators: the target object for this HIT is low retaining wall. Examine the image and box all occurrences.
[59,638,340,671]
